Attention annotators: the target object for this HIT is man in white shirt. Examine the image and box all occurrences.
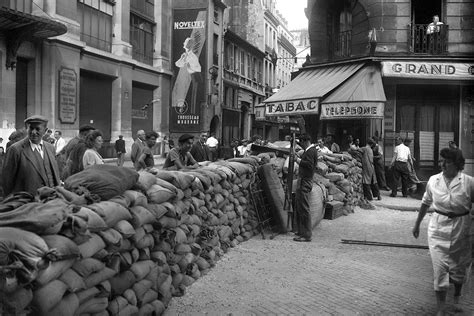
[390,136,412,197]
[54,130,66,156]
[205,132,219,161]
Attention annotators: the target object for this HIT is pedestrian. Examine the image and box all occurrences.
[293,134,318,242]
[206,132,219,161]
[63,125,95,179]
[448,141,457,149]
[246,135,262,156]
[390,136,412,197]
[131,130,146,165]
[2,115,60,196]
[190,131,211,162]
[53,130,66,156]
[42,128,55,144]
[163,134,200,170]
[230,139,241,158]
[135,131,158,171]
[317,137,332,154]
[82,130,104,169]
[238,139,248,157]
[372,136,389,190]
[114,135,126,167]
[404,138,420,192]
[412,148,473,315]
[326,134,340,153]
[344,134,355,151]
[360,139,381,201]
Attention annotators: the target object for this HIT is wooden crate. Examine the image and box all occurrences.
[324,201,345,220]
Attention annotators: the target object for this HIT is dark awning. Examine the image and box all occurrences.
[263,63,364,116]
[320,64,386,120]
[0,7,67,68]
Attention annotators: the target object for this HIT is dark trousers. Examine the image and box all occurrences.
[374,158,387,189]
[295,177,312,239]
[391,161,410,196]
[117,153,125,167]
[363,182,380,201]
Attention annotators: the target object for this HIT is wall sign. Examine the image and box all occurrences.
[320,103,384,120]
[58,67,77,124]
[382,61,474,80]
[265,98,319,116]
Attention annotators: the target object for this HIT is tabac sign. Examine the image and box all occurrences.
[265,98,319,116]
[320,103,384,120]
[382,61,474,80]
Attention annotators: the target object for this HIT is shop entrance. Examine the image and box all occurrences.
[396,84,459,179]
[323,119,370,151]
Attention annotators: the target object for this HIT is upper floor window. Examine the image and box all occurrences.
[78,0,114,52]
[410,0,447,54]
[130,0,154,20]
[214,7,219,24]
[327,0,352,58]
[130,13,154,65]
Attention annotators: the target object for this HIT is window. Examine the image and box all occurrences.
[213,34,219,66]
[78,0,113,52]
[240,51,245,76]
[130,0,154,20]
[247,53,251,78]
[130,13,154,65]
[214,7,219,24]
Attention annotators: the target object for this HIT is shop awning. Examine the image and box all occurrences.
[263,63,364,116]
[320,64,386,120]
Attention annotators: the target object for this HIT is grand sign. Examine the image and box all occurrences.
[320,103,384,120]
[265,98,319,116]
[382,61,474,80]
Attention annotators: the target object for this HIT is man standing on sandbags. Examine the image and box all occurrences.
[163,134,200,170]
[293,134,318,242]
[2,115,61,196]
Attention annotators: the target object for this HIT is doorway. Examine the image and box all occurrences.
[396,84,459,179]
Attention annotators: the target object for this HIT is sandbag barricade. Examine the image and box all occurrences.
[0,162,260,315]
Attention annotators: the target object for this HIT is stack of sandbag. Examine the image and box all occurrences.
[314,151,364,214]
[0,161,259,315]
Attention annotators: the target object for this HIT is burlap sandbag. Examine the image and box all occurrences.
[135,234,155,249]
[72,206,108,232]
[114,221,136,239]
[137,170,157,191]
[78,233,106,258]
[123,190,148,208]
[107,296,128,315]
[146,203,168,220]
[76,297,108,315]
[325,172,345,182]
[72,258,105,277]
[130,260,156,280]
[130,205,156,227]
[147,184,176,204]
[123,288,137,306]
[58,268,86,292]
[0,286,33,314]
[150,251,167,265]
[154,170,195,190]
[87,201,132,227]
[48,293,79,316]
[84,267,116,288]
[32,279,68,315]
[109,270,137,296]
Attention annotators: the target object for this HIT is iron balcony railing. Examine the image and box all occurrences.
[409,24,448,54]
[0,0,32,13]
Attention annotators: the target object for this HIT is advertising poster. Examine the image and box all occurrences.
[170,8,207,132]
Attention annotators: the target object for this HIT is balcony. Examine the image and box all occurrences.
[409,24,448,54]
[0,0,32,13]
[130,0,154,21]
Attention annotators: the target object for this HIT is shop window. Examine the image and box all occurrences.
[78,0,113,52]
[130,13,154,65]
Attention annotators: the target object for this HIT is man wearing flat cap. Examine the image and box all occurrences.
[163,134,199,170]
[60,124,95,179]
[2,115,61,196]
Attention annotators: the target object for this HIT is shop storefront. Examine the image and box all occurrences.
[381,60,474,178]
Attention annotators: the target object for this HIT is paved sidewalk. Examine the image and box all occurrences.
[165,207,473,315]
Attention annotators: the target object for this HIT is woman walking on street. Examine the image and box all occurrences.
[412,148,473,316]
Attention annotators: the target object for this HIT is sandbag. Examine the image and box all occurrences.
[257,164,287,233]
[130,260,155,280]
[84,267,117,288]
[76,296,109,315]
[130,205,156,227]
[59,268,86,292]
[0,286,33,314]
[87,201,132,227]
[108,296,128,315]
[77,234,106,258]
[72,258,105,277]
[123,288,137,306]
[48,293,79,316]
[146,184,176,204]
[99,228,123,246]
[32,279,68,315]
[0,198,70,235]
[35,258,75,286]
[123,190,148,208]
[72,207,108,232]
[325,172,345,182]
[65,165,139,200]
[114,220,136,238]
[154,170,195,190]
[146,203,168,220]
[155,177,179,194]
[137,170,157,190]
[110,270,137,295]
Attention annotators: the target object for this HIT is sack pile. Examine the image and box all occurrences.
[313,152,364,214]
[0,162,260,315]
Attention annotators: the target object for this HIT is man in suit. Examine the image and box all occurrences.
[190,131,211,162]
[130,130,146,164]
[114,135,126,166]
[2,115,60,196]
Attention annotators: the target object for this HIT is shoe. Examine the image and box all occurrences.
[390,193,397,197]
[293,236,311,242]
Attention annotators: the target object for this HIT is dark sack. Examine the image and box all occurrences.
[64,165,139,200]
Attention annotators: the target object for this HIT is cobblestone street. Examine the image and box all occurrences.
[166,207,474,315]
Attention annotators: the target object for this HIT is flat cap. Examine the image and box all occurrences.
[178,134,194,143]
[24,115,48,124]
[118,135,123,138]
[79,125,95,133]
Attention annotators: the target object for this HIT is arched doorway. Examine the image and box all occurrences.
[209,115,220,136]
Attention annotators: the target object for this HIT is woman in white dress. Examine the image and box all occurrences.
[82,130,104,169]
